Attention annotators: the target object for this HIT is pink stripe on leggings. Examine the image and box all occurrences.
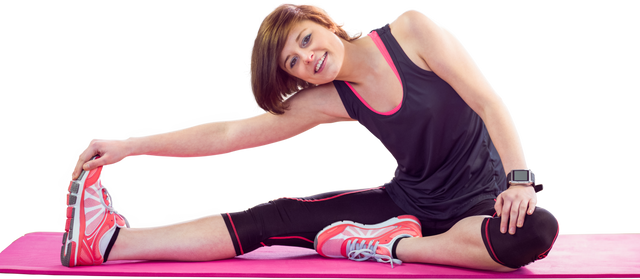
[280,186,384,203]
[226,213,244,255]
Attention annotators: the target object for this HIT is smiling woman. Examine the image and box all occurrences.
[55,2,561,273]
[251,4,360,115]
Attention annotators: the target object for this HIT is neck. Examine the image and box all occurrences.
[335,36,380,84]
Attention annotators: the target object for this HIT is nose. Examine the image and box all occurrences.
[303,51,314,65]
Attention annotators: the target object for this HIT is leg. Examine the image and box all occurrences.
[108,215,236,261]
[397,216,514,272]
[224,187,407,255]
[397,207,558,271]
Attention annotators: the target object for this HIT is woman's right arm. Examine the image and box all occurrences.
[72,84,351,179]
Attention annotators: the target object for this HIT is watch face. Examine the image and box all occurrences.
[513,170,529,181]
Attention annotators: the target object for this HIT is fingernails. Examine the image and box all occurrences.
[501,226,506,234]
[83,163,90,170]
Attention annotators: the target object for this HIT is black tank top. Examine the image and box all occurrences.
[333,25,506,220]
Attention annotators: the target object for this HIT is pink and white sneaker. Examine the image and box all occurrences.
[61,160,129,267]
[314,215,421,267]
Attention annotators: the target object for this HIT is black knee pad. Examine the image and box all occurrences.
[481,207,559,268]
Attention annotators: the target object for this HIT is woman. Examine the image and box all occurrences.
[62,4,558,271]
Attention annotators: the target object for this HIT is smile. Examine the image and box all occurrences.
[315,52,327,73]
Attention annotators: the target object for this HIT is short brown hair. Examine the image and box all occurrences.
[251,4,360,114]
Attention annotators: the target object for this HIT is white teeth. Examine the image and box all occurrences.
[315,53,326,72]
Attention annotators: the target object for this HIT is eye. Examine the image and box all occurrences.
[301,34,311,47]
[290,56,298,69]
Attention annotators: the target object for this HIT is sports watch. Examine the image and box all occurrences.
[507,169,543,192]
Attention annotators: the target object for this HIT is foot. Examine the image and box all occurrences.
[314,215,422,267]
[61,162,129,267]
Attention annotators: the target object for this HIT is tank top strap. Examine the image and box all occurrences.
[368,30,401,85]
[338,25,404,117]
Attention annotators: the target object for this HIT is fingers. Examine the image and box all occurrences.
[500,194,537,235]
[71,138,95,180]
[72,161,84,180]
[499,199,511,234]
[72,153,100,180]
[512,200,529,233]
[494,194,504,217]
[72,156,108,180]
[73,153,93,180]
[82,155,104,171]
[502,199,526,235]
[497,186,537,235]
[527,198,537,215]
[72,139,129,180]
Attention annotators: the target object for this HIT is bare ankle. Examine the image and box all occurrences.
[103,227,127,261]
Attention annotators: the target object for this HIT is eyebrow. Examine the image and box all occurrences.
[282,28,307,69]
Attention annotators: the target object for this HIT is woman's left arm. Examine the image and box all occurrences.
[396,11,536,235]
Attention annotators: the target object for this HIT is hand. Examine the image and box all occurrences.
[494,185,537,235]
[72,139,131,180]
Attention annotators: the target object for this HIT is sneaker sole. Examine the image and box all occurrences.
[61,159,101,267]
[313,215,421,254]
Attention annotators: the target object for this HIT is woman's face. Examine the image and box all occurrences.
[279,20,344,85]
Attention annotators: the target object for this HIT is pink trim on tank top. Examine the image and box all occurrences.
[345,30,403,116]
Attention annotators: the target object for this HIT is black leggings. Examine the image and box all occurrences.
[222,186,558,268]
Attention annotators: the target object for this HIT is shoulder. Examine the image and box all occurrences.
[391,11,501,119]
[392,8,467,72]
[389,9,437,72]
[390,10,440,41]
[284,83,352,123]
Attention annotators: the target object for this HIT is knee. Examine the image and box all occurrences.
[482,207,559,269]
[523,207,559,254]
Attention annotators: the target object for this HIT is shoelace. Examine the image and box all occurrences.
[100,187,130,228]
[346,239,402,268]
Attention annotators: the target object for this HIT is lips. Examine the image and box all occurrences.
[315,52,327,73]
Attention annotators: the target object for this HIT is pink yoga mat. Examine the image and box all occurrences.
[1,232,639,278]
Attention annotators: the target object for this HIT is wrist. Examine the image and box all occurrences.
[124,137,145,156]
